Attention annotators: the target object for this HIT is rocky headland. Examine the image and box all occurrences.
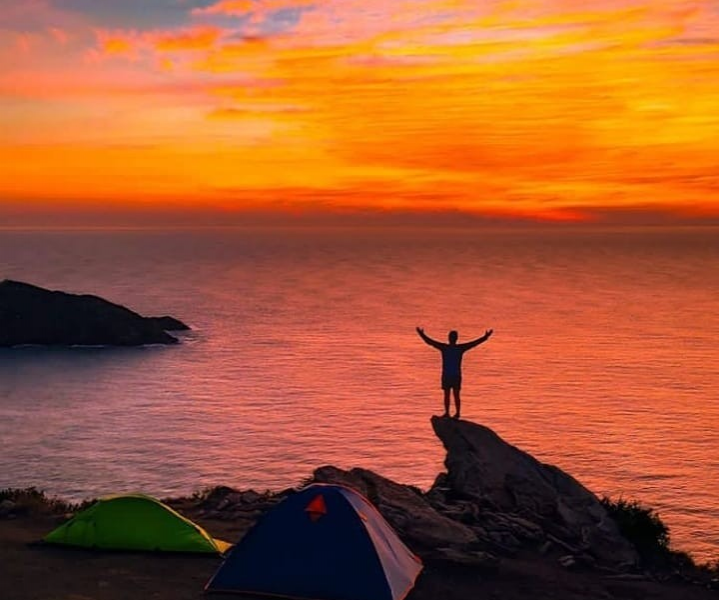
[1,417,717,600]
[0,280,189,347]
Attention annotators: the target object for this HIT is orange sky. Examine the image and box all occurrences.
[2,0,719,225]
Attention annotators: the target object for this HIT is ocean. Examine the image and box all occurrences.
[0,226,717,560]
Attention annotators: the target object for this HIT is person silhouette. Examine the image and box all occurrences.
[416,327,493,419]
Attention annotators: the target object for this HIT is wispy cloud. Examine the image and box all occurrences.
[155,26,223,51]
[191,0,315,17]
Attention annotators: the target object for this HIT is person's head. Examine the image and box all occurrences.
[448,330,458,345]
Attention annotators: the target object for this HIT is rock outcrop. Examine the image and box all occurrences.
[47,414,640,576]
[169,418,641,572]
[0,280,189,347]
[312,466,479,554]
[429,416,638,567]
[145,316,190,332]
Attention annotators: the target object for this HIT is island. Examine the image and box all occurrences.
[1,417,716,599]
[0,280,190,347]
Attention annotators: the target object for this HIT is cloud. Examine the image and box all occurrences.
[191,0,314,17]
[93,29,142,59]
[206,103,309,122]
[657,36,719,46]
[191,1,314,42]
[48,26,70,44]
[154,26,223,51]
[192,0,254,16]
[90,25,225,62]
[50,0,209,28]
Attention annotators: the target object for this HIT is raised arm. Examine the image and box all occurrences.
[416,327,444,350]
[459,329,494,351]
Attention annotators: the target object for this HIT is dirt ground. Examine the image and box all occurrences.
[2,513,716,600]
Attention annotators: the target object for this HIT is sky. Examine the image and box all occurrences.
[1,0,719,226]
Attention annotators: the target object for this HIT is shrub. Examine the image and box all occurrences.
[601,496,719,577]
[698,558,719,576]
[600,497,670,557]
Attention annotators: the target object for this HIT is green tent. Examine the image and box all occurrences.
[44,494,231,554]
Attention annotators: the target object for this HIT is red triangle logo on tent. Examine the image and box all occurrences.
[305,494,327,522]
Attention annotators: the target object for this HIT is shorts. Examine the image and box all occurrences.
[441,374,461,390]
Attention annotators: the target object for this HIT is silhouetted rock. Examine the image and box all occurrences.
[196,487,280,514]
[430,416,638,568]
[146,316,190,331]
[0,280,189,347]
[312,466,479,553]
[198,420,643,570]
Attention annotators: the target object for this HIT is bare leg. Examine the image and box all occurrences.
[443,389,450,417]
[452,388,461,419]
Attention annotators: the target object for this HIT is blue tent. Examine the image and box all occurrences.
[205,483,423,600]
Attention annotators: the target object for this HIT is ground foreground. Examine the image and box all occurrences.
[2,512,716,600]
[4,418,718,599]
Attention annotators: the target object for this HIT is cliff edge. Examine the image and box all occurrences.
[310,417,637,570]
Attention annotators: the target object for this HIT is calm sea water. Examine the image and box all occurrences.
[0,226,717,560]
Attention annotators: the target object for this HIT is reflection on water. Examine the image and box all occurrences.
[0,227,717,559]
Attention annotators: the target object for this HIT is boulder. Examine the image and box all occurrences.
[206,489,278,512]
[0,280,189,347]
[312,466,478,552]
[430,416,638,567]
[425,546,499,569]
[0,500,16,518]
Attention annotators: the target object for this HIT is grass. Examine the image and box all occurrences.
[0,487,94,515]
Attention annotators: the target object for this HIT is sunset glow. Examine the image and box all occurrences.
[2,0,719,224]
